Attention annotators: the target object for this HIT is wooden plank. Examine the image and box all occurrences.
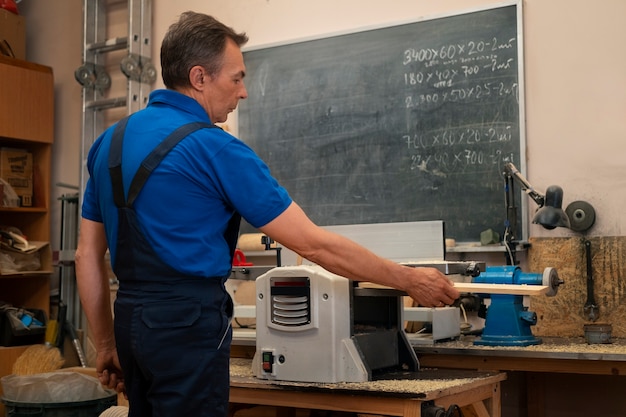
[229,387,408,416]
[434,383,499,412]
[453,283,549,296]
[360,281,548,296]
[471,400,491,417]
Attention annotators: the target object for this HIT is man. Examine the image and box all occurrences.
[75,11,459,417]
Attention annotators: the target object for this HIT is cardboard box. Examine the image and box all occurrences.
[0,241,52,276]
[0,147,32,206]
[0,8,25,60]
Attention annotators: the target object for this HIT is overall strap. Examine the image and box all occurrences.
[108,115,131,208]
[108,117,217,208]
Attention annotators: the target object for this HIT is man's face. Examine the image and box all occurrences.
[203,39,248,123]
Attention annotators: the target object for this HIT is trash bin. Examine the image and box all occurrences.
[2,392,117,417]
[1,371,117,417]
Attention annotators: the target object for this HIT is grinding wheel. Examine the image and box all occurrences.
[542,267,563,297]
[565,201,596,232]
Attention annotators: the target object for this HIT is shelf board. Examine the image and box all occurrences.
[0,270,54,279]
[446,241,529,253]
[0,207,48,213]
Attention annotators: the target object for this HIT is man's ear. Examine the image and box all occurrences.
[189,66,206,90]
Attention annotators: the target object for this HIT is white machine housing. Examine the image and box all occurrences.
[253,265,367,383]
[253,264,418,383]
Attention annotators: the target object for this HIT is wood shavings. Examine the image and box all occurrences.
[229,359,491,394]
[424,336,626,357]
[230,359,255,378]
[326,377,480,394]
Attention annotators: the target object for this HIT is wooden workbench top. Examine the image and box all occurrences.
[412,336,626,376]
[230,358,506,400]
[412,336,626,361]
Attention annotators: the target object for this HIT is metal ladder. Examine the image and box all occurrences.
[75,0,155,198]
[65,0,154,355]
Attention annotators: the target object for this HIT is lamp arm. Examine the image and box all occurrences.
[503,162,545,207]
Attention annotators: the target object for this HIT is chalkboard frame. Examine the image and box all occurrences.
[238,1,528,244]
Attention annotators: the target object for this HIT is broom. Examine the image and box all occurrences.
[12,344,65,376]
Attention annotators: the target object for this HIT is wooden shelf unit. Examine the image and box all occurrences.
[0,55,54,399]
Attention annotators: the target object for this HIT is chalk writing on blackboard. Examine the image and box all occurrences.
[239,3,525,242]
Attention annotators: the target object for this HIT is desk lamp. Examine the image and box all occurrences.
[467,162,596,346]
[501,162,595,265]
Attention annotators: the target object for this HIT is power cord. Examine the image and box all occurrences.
[459,303,472,333]
[234,317,255,329]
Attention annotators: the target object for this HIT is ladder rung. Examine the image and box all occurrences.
[85,97,127,110]
[57,249,77,264]
[80,0,153,205]
[87,36,128,53]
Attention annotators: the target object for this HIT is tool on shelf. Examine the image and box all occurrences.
[261,235,282,267]
[232,249,253,267]
[583,239,599,322]
[66,321,88,368]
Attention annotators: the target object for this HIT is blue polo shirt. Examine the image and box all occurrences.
[82,89,292,278]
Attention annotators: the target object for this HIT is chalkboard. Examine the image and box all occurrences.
[238,3,525,243]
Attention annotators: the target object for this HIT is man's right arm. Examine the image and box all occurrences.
[259,202,459,307]
[75,218,124,393]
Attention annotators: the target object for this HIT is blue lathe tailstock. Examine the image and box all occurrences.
[473,265,563,346]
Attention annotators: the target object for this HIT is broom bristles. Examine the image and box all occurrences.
[12,344,65,375]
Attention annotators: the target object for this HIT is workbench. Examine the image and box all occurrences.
[232,330,626,417]
[411,335,626,417]
[229,358,506,417]
[412,336,626,375]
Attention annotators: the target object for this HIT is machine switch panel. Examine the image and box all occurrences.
[262,351,274,373]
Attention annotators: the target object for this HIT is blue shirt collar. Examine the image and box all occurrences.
[147,89,212,123]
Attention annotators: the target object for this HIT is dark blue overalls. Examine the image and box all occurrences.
[108,117,237,417]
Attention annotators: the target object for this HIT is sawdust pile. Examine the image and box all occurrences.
[230,359,255,378]
[229,359,485,394]
[434,337,626,355]
[332,377,479,394]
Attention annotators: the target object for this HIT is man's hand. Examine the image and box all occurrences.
[403,266,459,307]
[96,348,126,396]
